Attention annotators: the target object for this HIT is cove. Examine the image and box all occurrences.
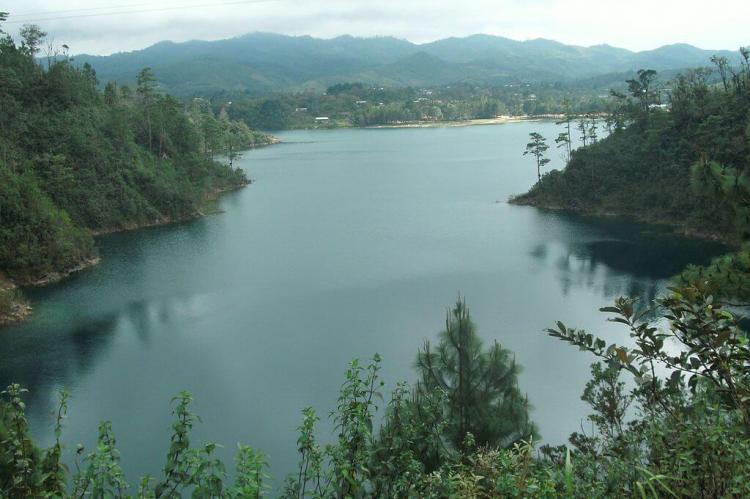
[0,123,728,487]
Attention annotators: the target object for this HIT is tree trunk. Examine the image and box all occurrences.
[537,158,541,182]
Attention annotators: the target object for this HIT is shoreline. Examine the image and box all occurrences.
[364,115,550,129]
[89,180,251,237]
[509,195,736,246]
[247,135,281,147]
[0,178,253,328]
[0,277,32,328]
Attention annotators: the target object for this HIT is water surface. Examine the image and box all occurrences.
[0,124,727,486]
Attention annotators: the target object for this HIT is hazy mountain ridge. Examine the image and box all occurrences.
[70,33,740,96]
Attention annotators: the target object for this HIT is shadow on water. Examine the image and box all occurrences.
[527,210,730,304]
[0,216,216,415]
[0,312,119,411]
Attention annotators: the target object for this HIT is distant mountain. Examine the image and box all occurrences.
[70,33,740,96]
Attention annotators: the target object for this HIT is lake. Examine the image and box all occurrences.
[0,123,728,488]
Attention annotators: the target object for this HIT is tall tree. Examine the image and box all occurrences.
[18,24,46,56]
[555,101,574,163]
[523,132,551,182]
[626,69,658,114]
[136,67,157,152]
[588,114,599,144]
[577,116,589,147]
[711,55,731,92]
[415,298,536,452]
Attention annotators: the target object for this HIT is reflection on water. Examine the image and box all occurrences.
[527,210,727,304]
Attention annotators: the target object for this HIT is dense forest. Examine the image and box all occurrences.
[0,18,274,325]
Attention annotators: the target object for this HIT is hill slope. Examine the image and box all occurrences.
[512,61,750,243]
[0,30,273,325]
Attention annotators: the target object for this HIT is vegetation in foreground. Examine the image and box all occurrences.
[0,16,275,324]
[2,285,750,498]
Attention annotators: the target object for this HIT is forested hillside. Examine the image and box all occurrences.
[70,33,740,97]
[513,55,750,242]
[0,19,273,324]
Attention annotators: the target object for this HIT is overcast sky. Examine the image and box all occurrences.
[2,0,748,56]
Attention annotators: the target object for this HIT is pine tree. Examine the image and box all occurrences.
[415,297,537,452]
[523,132,551,182]
[555,100,574,163]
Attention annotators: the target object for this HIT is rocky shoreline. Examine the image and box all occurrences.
[0,277,32,327]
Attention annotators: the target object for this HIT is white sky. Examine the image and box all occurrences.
[1,0,748,56]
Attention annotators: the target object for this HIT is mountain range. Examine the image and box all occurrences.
[70,33,740,96]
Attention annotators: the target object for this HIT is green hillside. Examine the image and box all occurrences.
[513,63,750,240]
[0,22,271,323]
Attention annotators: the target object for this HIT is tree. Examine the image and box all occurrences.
[225,121,244,168]
[19,24,46,56]
[103,82,119,106]
[136,67,157,152]
[577,116,589,147]
[711,55,731,92]
[415,297,536,452]
[555,101,574,163]
[607,89,628,131]
[626,69,658,114]
[588,115,598,144]
[523,132,551,182]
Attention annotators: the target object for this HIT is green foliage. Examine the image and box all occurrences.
[72,421,129,497]
[3,287,750,497]
[233,445,270,498]
[0,26,273,297]
[680,249,750,305]
[523,132,551,182]
[546,283,750,497]
[282,407,323,498]
[415,298,537,454]
[515,50,750,241]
